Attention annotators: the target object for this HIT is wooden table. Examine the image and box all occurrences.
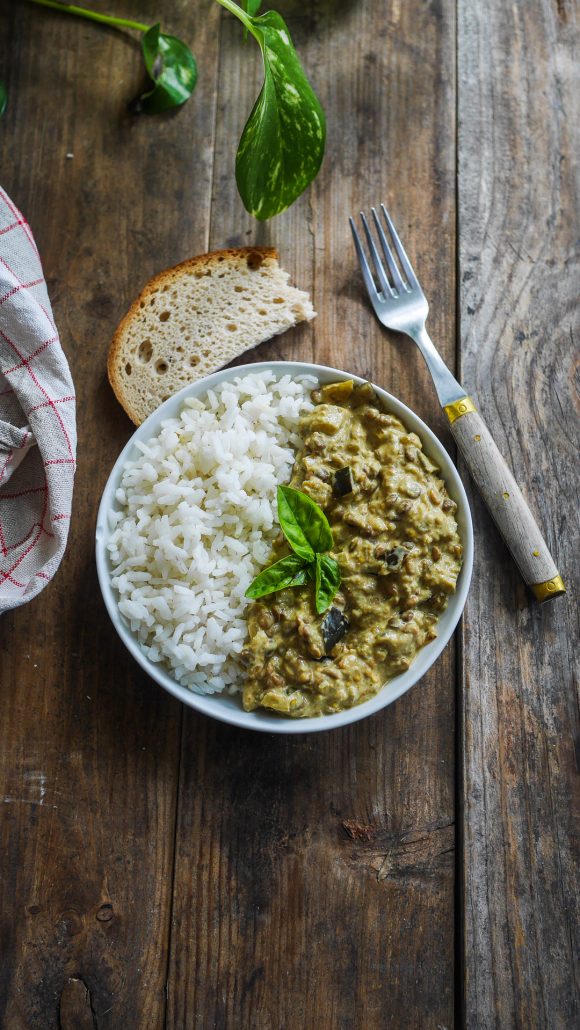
[1,2,578,1026]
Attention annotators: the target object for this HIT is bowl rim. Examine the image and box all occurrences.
[96,360,473,734]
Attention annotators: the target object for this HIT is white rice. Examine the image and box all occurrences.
[107,371,316,694]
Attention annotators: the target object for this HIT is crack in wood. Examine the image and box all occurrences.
[58,978,97,1030]
[342,820,455,881]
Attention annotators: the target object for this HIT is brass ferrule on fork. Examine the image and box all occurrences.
[443,396,477,424]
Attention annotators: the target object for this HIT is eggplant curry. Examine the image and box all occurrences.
[241,380,463,717]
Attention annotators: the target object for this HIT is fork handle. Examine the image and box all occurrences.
[444,398,565,601]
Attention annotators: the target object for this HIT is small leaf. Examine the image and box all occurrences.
[245,553,309,600]
[277,485,333,562]
[0,81,7,118]
[315,554,341,614]
[235,11,325,219]
[133,24,197,114]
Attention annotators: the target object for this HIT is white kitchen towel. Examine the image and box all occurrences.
[0,187,76,612]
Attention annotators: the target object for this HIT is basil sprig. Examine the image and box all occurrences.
[245,486,340,613]
[315,554,341,615]
[277,484,333,561]
[244,554,309,600]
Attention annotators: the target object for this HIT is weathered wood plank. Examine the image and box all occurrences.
[167,2,459,1027]
[0,3,220,1026]
[457,0,580,1025]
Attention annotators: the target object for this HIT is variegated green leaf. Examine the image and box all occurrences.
[235,11,325,219]
[136,23,197,114]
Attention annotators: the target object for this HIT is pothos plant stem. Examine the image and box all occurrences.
[25,0,149,33]
[18,0,325,217]
[213,0,258,40]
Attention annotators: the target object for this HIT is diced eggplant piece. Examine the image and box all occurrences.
[319,380,354,403]
[301,476,332,508]
[333,466,354,497]
[304,404,345,435]
[418,450,439,473]
[321,607,350,653]
[350,382,377,407]
[384,545,412,571]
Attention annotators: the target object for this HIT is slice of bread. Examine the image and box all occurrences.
[108,247,316,424]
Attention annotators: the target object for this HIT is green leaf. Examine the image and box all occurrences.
[315,554,341,614]
[245,553,309,600]
[0,81,7,118]
[240,0,261,37]
[235,10,325,219]
[277,485,333,562]
[134,23,197,114]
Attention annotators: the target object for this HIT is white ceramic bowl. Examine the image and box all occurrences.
[96,361,473,733]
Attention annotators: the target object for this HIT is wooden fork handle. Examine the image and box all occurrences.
[444,398,565,601]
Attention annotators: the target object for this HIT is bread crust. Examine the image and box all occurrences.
[108,247,279,425]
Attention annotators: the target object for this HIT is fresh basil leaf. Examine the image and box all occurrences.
[277,485,333,562]
[315,554,341,614]
[0,81,7,117]
[235,11,325,219]
[245,553,308,599]
[133,24,197,114]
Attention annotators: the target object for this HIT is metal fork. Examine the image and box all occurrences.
[350,205,564,602]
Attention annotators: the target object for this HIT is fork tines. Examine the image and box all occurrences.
[350,204,418,298]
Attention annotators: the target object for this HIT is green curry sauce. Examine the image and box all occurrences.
[241,380,463,717]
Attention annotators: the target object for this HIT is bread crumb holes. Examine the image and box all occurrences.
[138,340,153,363]
[246,252,263,270]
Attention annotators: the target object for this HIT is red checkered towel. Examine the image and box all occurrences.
[0,188,76,612]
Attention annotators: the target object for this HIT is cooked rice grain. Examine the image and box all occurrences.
[107,371,315,694]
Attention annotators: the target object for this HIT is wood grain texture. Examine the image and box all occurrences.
[457,0,580,1025]
[2,0,577,1026]
[449,409,561,588]
[0,2,220,1026]
[166,1,459,1027]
